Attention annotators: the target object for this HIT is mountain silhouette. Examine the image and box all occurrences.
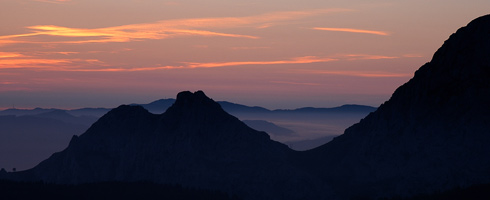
[302,14,490,198]
[0,99,372,171]
[11,91,331,199]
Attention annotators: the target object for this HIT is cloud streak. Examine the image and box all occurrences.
[0,53,401,72]
[0,9,351,45]
[185,56,338,68]
[0,52,23,58]
[313,27,389,36]
[270,81,322,86]
[0,56,337,72]
[0,25,257,44]
[339,54,398,60]
[294,69,411,78]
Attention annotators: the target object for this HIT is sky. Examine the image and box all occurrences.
[1,0,489,110]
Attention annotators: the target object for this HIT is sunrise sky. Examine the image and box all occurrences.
[1,0,489,109]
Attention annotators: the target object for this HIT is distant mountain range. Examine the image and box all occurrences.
[0,100,375,171]
[2,13,489,200]
[0,100,376,118]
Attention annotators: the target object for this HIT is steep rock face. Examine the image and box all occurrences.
[306,14,490,198]
[21,91,330,200]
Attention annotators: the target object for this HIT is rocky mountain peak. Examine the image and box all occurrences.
[172,91,221,109]
[163,91,234,126]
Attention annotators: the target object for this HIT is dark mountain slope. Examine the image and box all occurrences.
[13,91,330,200]
[304,14,490,198]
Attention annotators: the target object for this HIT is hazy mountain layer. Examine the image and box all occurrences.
[0,99,373,170]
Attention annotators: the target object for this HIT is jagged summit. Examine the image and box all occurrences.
[164,91,233,122]
[174,90,215,107]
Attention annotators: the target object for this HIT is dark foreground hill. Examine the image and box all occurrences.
[0,179,240,200]
[301,14,490,198]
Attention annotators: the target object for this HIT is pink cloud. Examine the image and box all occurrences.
[313,27,390,36]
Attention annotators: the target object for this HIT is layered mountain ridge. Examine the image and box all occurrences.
[12,91,330,199]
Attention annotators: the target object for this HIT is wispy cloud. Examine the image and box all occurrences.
[0,52,106,71]
[294,69,410,78]
[270,81,322,86]
[0,52,23,58]
[313,27,389,36]
[339,54,398,60]
[0,25,257,44]
[184,56,338,68]
[0,52,402,72]
[0,9,351,45]
[0,55,337,72]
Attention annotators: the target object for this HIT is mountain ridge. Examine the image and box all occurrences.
[302,14,490,199]
[0,101,375,117]
[9,91,331,199]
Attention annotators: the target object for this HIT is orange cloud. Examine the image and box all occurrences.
[0,52,403,72]
[66,66,186,72]
[0,26,255,45]
[0,59,71,66]
[0,55,338,72]
[0,56,105,71]
[185,56,338,68]
[53,56,337,72]
[313,27,390,36]
[0,52,23,58]
[143,9,351,29]
[0,9,351,45]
